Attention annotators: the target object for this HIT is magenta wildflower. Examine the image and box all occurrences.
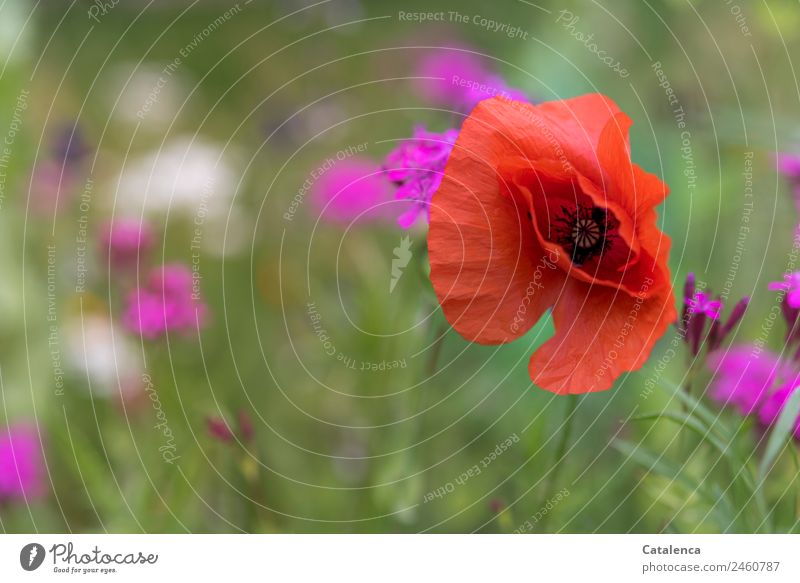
[777,152,800,210]
[758,384,800,439]
[707,346,783,416]
[206,417,235,443]
[708,346,800,439]
[206,410,254,444]
[706,341,800,441]
[777,152,800,179]
[310,157,395,223]
[680,272,697,330]
[769,272,800,309]
[100,218,154,270]
[414,49,488,106]
[708,296,749,351]
[383,126,458,228]
[123,264,207,339]
[414,49,525,111]
[680,274,748,354]
[0,425,46,502]
[688,291,723,320]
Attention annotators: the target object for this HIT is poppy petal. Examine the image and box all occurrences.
[498,159,659,299]
[529,279,676,394]
[597,112,673,291]
[428,175,565,344]
[535,93,622,172]
[459,95,621,177]
[598,112,670,216]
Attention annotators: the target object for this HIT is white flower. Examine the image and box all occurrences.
[109,137,239,221]
[64,314,142,397]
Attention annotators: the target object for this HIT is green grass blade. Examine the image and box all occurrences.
[664,382,734,439]
[758,388,800,480]
[614,438,737,529]
[630,412,757,493]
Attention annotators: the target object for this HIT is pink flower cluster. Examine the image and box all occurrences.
[310,157,395,224]
[712,155,800,438]
[414,49,526,111]
[0,425,46,502]
[123,264,207,339]
[309,46,526,228]
[705,154,800,440]
[777,152,800,211]
[708,347,800,439]
[98,219,208,339]
[100,218,154,270]
[702,269,800,440]
[680,273,748,356]
[206,410,254,444]
[383,126,459,228]
[768,272,800,309]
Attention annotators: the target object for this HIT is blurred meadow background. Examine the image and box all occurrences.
[1,0,800,533]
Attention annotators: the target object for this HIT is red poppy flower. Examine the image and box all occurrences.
[427,94,676,394]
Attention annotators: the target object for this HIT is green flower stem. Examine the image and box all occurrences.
[537,393,578,531]
[411,316,448,528]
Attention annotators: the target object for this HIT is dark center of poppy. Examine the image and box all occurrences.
[552,204,619,266]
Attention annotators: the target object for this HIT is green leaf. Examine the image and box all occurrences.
[614,439,737,529]
[665,382,734,440]
[614,439,705,499]
[630,412,757,494]
[758,388,800,480]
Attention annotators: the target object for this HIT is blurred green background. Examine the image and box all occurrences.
[1,0,799,533]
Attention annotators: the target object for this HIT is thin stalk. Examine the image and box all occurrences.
[537,394,578,531]
[412,316,448,528]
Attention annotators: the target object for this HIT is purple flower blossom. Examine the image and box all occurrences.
[708,296,749,352]
[758,383,800,439]
[707,346,783,416]
[383,126,458,228]
[680,272,696,328]
[100,218,154,270]
[414,49,488,106]
[123,264,207,339]
[776,152,800,179]
[52,123,90,166]
[206,417,234,442]
[206,410,254,444]
[688,291,723,320]
[769,272,800,308]
[708,346,800,440]
[680,274,748,354]
[310,157,395,224]
[0,425,46,502]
